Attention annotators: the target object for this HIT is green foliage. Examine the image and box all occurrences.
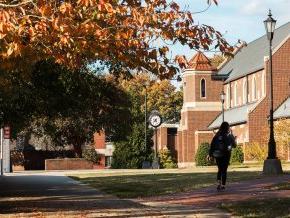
[0,60,131,157]
[111,123,153,169]
[158,147,177,169]
[111,73,182,169]
[82,147,100,164]
[195,142,214,166]
[230,144,244,164]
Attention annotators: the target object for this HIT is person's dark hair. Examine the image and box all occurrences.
[218,122,230,135]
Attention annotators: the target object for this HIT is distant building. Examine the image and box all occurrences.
[156,22,290,167]
[93,131,113,168]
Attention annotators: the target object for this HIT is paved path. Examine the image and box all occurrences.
[0,171,228,218]
[0,170,289,217]
[139,174,290,209]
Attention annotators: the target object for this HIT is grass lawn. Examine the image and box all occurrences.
[220,198,290,218]
[69,169,262,198]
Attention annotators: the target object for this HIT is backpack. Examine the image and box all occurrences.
[212,135,227,158]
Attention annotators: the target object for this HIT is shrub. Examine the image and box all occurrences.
[82,147,100,164]
[111,123,153,169]
[230,144,244,164]
[245,142,267,161]
[158,147,177,169]
[11,150,25,166]
[195,142,214,166]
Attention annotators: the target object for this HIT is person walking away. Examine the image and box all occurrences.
[208,122,236,190]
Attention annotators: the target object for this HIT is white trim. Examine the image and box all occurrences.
[96,148,113,156]
[195,130,213,135]
[95,148,106,154]
[182,70,213,76]
[182,101,222,112]
[159,123,179,128]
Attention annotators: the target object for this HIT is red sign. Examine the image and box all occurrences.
[3,126,10,139]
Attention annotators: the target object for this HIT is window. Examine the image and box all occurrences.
[262,72,265,97]
[105,156,112,167]
[243,80,247,104]
[253,77,257,100]
[227,85,231,108]
[234,82,238,106]
[200,79,206,98]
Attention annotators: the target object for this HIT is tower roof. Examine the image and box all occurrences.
[187,52,216,71]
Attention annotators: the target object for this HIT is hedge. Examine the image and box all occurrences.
[195,142,214,166]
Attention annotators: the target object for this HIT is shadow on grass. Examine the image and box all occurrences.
[0,174,230,217]
[69,171,264,198]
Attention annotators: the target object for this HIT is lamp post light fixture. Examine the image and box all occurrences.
[220,90,225,122]
[263,10,283,175]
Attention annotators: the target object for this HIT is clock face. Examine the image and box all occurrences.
[149,115,162,127]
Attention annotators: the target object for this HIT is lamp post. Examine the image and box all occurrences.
[144,85,147,151]
[0,112,3,176]
[220,91,225,122]
[263,10,283,175]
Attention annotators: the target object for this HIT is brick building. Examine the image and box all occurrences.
[93,131,114,168]
[157,22,290,167]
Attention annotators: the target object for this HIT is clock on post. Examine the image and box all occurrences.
[149,113,162,128]
[149,110,162,169]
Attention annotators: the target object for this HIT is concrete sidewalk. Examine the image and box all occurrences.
[0,171,230,217]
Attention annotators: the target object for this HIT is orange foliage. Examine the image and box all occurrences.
[0,0,232,78]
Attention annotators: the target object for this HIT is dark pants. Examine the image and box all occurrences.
[216,156,230,185]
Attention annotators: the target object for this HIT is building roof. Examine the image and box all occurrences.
[208,101,259,129]
[274,97,290,119]
[218,22,290,82]
[187,51,216,71]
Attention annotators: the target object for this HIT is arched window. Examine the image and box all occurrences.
[227,85,231,108]
[253,77,257,100]
[234,82,238,106]
[200,79,206,98]
[243,80,247,104]
[262,72,265,97]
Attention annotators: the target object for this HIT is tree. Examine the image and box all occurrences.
[0,0,232,78]
[146,79,182,123]
[110,73,182,168]
[210,54,225,68]
[274,119,290,159]
[118,73,183,123]
[0,60,131,156]
[112,123,153,169]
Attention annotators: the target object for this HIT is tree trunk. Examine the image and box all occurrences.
[73,144,82,158]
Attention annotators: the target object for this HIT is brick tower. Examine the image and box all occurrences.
[177,52,223,167]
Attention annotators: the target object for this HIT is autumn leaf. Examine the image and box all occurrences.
[0,0,232,78]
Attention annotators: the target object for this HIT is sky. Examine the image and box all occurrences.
[173,0,290,59]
